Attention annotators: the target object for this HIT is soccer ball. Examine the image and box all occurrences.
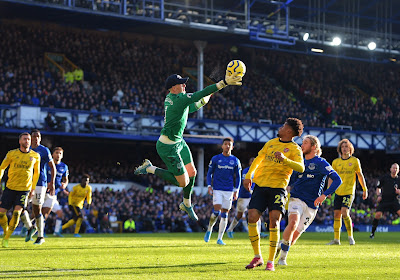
[226,60,246,77]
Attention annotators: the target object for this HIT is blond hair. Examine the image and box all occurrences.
[337,139,354,156]
[304,135,322,156]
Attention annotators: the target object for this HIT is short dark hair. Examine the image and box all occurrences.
[286,118,303,137]
[31,129,41,135]
[19,132,30,139]
[82,173,91,180]
[223,137,234,144]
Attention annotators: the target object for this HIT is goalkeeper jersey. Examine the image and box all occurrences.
[0,149,40,191]
[245,138,304,189]
[161,84,218,142]
[68,184,92,209]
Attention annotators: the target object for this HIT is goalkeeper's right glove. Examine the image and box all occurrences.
[216,71,243,89]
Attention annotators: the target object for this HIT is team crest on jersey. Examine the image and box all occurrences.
[283,148,289,153]
[229,160,234,165]
[308,163,316,170]
[30,157,33,161]
[349,163,352,166]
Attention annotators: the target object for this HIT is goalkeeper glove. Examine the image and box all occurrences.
[216,71,242,89]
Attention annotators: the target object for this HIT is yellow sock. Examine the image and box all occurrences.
[4,211,21,240]
[0,212,8,236]
[74,218,83,234]
[343,216,353,237]
[268,228,279,262]
[248,222,261,257]
[334,218,342,240]
[62,219,76,230]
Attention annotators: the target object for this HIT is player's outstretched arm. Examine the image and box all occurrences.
[216,71,243,89]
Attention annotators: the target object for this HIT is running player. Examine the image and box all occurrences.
[61,174,92,237]
[370,163,400,239]
[204,138,241,245]
[23,129,56,245]
[275,135,342,265]
[0,133,40,248]
[327,139,368,246]
[42,147,69,237]
[244,118,305,272]
[134,71,242,221]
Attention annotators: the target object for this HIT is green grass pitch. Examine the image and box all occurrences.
[1,232,399,279]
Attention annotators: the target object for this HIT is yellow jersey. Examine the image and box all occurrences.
[245,138,305,189]
[332,156,364,196]
[0,149,40,191]
[68,184,92,209]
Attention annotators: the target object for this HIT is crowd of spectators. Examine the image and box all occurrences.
[1,20,399,133]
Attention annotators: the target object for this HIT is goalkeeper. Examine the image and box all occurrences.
[135,71,242,221]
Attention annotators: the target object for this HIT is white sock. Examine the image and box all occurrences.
[21,211,32,228]
[257,219,261,233]
[218,217,228,240]
[207,213,219,232]
[280,240,290,260]
[227,218,239,232]
[183,198,191,207]
[242,220,248,232]
[146,166,156,174]
[55,218,62,233]
[36,214,44,238]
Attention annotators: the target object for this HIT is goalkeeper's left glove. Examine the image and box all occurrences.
[216,71,242,89]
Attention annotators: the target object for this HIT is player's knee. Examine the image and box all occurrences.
[247,210,259,223]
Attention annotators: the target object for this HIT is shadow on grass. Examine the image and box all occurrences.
[0,262,228,278]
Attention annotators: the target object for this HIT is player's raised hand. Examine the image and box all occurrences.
[243,178,252,191]
[314,194,326,207]
[216,72,242,89]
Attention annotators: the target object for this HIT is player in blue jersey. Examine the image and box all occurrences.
[42,147,69,237]
[275,135,342,266]
[226,157,259,237]
[204,138,242,245]
[21,129,56,245]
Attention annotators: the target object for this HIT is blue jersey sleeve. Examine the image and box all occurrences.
[206,157,216,186]
[44,147,53,164]
[63,164,69,178]
[319,158,342,196]
[234,159,242,191]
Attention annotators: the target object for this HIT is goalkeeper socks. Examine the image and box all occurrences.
[75,218,83,234]
[182,177,195,207]
[207,211,220,232]
[333,218,342,240]
[0,212,8,234]
[268,228,279,262]
[248,222,261,258]
[155,168,179,186]
[227,217,239,232]
[217,212,228,240]
[4,211,21,240]
[36,214,44,238]
[55,218,62,233]
[371,218,379,234]
[343,216,353,237]
[20,210,33,229]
